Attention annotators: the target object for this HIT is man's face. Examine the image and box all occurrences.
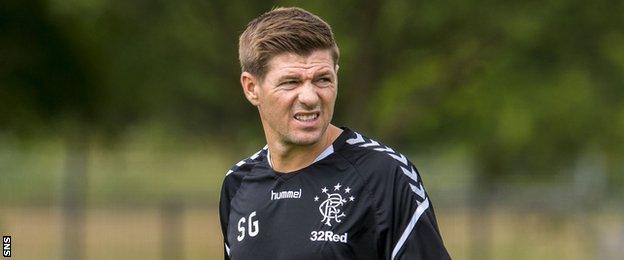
[243,49,338,147]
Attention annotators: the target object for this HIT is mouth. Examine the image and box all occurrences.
[294,112,320,122]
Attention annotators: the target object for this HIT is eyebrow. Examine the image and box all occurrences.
[276,75,302,82]
[275,69,334,82]
[314,71,332,77]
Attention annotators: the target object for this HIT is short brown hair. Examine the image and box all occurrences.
[238,7,339,80]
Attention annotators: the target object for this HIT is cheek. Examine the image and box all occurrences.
[264,94,295,116]
[320,88,338,106]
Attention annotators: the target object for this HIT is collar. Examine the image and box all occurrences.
[266,144,334,169]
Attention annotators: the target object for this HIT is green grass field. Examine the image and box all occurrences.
[2,206,616,259]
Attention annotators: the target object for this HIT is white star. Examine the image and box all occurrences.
[345,187,351,193]
[314,196,319,201]
[349,196,355,201]
[334,183,342,191]
[321,187,328,193]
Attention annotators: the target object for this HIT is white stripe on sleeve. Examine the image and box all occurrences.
[391,197,430,260]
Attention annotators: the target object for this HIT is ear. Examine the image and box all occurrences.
[335,64,340,73]
[241,72,261,106]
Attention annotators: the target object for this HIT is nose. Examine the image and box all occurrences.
[297,82,320,109]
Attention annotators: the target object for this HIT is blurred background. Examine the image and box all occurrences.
[1,0,623,259]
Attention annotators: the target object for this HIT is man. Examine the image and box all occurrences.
[219,7,450,260]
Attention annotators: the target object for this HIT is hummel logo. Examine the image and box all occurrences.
[270,188,302,200]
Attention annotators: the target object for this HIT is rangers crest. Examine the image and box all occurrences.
[313,183,355,226]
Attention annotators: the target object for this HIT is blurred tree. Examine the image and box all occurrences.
[3,0,622,186]
[1,1,100,259]
[360,1,624,258]
[1,0,623,258]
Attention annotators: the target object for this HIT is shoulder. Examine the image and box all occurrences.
[338,130,416,177]
[338,128,429,208]
[222,145,268,188]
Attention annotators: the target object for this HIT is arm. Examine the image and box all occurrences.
[382,164,451,260]
[219,177,232,260]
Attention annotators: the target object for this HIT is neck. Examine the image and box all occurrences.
[268,125,342,173]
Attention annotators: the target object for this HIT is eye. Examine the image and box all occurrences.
[279,80,300,88]
[315,77,332,87]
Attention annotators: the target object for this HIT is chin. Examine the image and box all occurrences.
[286,131,324,146]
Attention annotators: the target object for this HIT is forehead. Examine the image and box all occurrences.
[265,50,335,77]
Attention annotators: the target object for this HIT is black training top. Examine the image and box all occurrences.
[219,128,450,260]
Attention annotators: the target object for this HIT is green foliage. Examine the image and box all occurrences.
[1,0,622,186]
